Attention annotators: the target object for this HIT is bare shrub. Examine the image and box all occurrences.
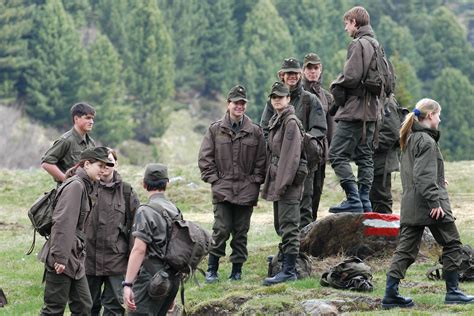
[0,105,59,169]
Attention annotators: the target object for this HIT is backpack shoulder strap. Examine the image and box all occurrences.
[122,181,133,232]
[283,114,305,136]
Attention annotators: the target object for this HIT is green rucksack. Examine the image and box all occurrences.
[26,177,80,255]
[427,245,474,282]
[320,256,374,292]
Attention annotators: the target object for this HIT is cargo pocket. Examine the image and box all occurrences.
[293,160,309,186]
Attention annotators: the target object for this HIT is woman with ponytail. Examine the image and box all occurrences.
[382,99,474,309]
[39,147,114,315]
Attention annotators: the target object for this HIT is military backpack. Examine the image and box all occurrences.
[427,245,474,282]
[26,177,82,255]
[360,36,395,98]
[320,256,374,292]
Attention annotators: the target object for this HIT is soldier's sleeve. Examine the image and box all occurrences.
[49,180,83,265]
[41,137,70,164]
[308,94,327,139]
[260,100,275,142]
[250,126,267,184]
[132,207,166,246]
[129,188,140,215]
[275,120,303,195]
[339,40,365,89]
[198,126,219,184]
[413,137,440,209]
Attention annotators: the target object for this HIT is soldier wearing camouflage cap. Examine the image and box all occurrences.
[199,85,266,283]
[261,57,327,230]
[261,81,304,286]
[302,52,336,221]
[123,163,182,314]
[39,147,114,314]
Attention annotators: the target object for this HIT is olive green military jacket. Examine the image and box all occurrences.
[261,106,304,202]
[330,25,379,122]
[85,171,140,276]
[39,168,94,280]
[303,78,336,161]
[261,81,327,141]
[41,127,95,175]
[198,112,267,206]
[373,95,403,176]
[400,122,454,226]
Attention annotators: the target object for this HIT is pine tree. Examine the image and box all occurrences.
[239,0,294,120]
[199,0,238,96]
[432,68,474,161]
[0,0,33,102]
[390,53,420,108]
[24,0,87,128]
[125,0,174,142]
[78,32,134,146]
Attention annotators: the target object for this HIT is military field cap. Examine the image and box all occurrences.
[279,57,302,73]
[144,163,168,182]
[269,81,290,97]
[227,85,248,102]
[303,53,321,67]
[80,147,114,167]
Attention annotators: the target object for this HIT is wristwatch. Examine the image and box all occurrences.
[122,281,133,288]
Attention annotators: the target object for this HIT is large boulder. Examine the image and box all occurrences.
[300,212,440,259]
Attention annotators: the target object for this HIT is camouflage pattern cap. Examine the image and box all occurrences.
[303,53,321,67]
[269,81,290,97]
[144,163,169,182]
[80,147,114,166]
[279,57,302,73]
[227,85,248,102]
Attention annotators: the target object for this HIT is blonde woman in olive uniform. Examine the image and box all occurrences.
[382,99,474,309]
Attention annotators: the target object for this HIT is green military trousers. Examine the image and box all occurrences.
[273,200,300,255]
[312,162,327,221]
[41,270,92,315]
[369,173,393,213]
[300,171,314,229]
[388,223,463,279]
[210,201,253,263]
[329,121,375,187]
[87,274,124,316]
[130,260,180,316]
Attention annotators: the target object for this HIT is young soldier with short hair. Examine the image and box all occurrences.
[198,85,266,283]
[123,164,181,315]
[329,6,381,213]
[41,102,96,184]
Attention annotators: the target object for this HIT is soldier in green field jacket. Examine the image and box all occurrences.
[41,102,96,184]
[382,98,474,309]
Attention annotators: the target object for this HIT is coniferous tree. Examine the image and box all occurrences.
[125,0,174,142]
[158,0,207,90]
[239,0,294,120]
[24,0,87,128]
[93,0,129,57]
[78,32,134,145]
[432,68,474,161]
[390,53,420,108]
[199,0,238,97]
[0,0,33,101]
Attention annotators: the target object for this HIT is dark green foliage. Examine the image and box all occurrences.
[238,0,293,120]
[432,68,474,161]
[0,0,472,160]
[0,0,33,101]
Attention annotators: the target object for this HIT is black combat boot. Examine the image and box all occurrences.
[329,182,363,213]
[444,270,474,304]
[229,263,243,281]
[205,254,219,284]
[381,275,414,309]
[263,254,297,286]
[358,183,372,212]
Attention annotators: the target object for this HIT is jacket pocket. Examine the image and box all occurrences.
[292,160,309,186]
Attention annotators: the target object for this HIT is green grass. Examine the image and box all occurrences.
[1,162,474,315]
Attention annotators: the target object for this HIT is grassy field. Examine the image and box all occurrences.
[1,160,474,315]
